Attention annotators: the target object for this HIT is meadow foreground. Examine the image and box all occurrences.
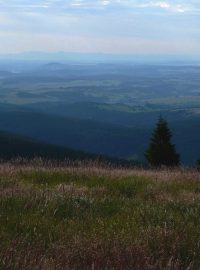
[1,161,200,269]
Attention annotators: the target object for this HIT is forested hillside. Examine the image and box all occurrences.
[0,130,93,160]
[0,62,200,164]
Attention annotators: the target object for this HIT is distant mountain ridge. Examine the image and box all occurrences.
[40,62,69,71]
[1,51,200,64]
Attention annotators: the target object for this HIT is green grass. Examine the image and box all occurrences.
[1,163,200,269]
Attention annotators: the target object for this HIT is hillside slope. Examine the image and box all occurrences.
[0,130,138,167]
[0,110,199,164]
[0,111,148,160]
[0,130,94,160]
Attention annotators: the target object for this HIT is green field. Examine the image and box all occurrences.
[1,63,200,107]
[1,161,200,269]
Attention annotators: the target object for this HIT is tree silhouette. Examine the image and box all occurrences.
[145,117,180,167]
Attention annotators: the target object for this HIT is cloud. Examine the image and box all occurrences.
[138,1,191,13]
[0,0,199,14]
[0,0,199,54]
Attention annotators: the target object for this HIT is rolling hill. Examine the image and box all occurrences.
[0,110,199,164]
[0,130,94,161]
[0,111,148,160]
[0,129,138,166]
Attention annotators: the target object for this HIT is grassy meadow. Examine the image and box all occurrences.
[1,160,200,269]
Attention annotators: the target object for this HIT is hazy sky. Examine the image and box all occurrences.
[0,0,200,54]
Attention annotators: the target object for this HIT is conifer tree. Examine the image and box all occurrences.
[145,117,180,167]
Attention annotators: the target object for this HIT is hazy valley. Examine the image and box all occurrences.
[0,59,200,164]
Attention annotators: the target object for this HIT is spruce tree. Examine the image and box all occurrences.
[145,117,180,167]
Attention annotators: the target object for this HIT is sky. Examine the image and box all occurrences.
[0,0,200,55]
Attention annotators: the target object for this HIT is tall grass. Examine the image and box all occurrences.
[0,160,200,269]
